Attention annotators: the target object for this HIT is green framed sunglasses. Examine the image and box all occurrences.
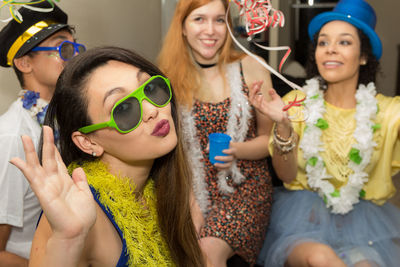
[79,75,172,134]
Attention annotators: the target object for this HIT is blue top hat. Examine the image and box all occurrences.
[308,0,382,59]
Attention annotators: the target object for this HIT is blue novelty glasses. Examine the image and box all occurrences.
[31,40,86,61]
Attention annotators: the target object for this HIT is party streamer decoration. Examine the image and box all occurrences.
[227,0,303,92]
[282,95,306,112]
[0,0,59,23]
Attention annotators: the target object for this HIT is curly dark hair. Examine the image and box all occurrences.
[306,27,380,86]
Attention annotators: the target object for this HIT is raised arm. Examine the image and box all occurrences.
[212,56,274,170]
[9,126,96,267]
[229,55,274,160]
[248,86,298,184]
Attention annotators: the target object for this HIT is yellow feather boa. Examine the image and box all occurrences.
[68,160,174,266]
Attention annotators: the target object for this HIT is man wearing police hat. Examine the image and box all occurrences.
[0,2,85,265]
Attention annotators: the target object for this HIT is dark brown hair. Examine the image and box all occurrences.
[43,46,204,266]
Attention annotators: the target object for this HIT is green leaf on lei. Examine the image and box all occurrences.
[349,148,362,165]
[310,94,320,100]
[315,118,329,130]
[359,189,366,198]
[307,156,318,167]
[372,123,381,132]
[323,195,327,204]
[330,189,340,197]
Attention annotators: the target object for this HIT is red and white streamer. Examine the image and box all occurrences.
[227,0,303,92]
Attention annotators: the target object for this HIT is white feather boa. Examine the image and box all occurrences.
[180,62,252,214]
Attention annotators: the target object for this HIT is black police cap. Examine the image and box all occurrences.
[0,1,68,67]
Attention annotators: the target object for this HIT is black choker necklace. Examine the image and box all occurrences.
[195,61,217,68]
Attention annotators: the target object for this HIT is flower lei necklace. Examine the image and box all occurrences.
[299,78,378,214]
[18,90,48,126]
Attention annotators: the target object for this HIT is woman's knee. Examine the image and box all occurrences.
[305,244,343,267]
[199,237,234,262]
[288,242,345,267]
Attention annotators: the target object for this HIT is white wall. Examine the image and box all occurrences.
[161,0,178,40]
[0,0,162,114]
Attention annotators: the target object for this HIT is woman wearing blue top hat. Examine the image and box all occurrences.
[251,0,400,266]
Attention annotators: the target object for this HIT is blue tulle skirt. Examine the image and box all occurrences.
[257,187,400,267]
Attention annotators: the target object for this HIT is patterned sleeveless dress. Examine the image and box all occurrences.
[192,63,273,265]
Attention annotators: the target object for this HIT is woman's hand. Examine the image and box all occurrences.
[249,82,288,124]
[10,126,96,241]
[208,142,237,170]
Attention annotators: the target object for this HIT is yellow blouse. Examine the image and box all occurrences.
[271,90,400,204]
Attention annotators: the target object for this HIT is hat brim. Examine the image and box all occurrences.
[308,12,382,59]
[14,23,69,59]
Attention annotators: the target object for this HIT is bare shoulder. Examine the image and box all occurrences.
[242,56,269,74]
[240,55,273,94]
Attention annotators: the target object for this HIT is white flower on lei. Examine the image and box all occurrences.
[27,98,47,117]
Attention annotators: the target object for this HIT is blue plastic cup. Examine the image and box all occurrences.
[208,133,231,164]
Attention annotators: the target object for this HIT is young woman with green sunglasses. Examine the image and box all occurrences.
[10,47,205,267]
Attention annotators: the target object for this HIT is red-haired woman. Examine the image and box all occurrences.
[159,0,278,265]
